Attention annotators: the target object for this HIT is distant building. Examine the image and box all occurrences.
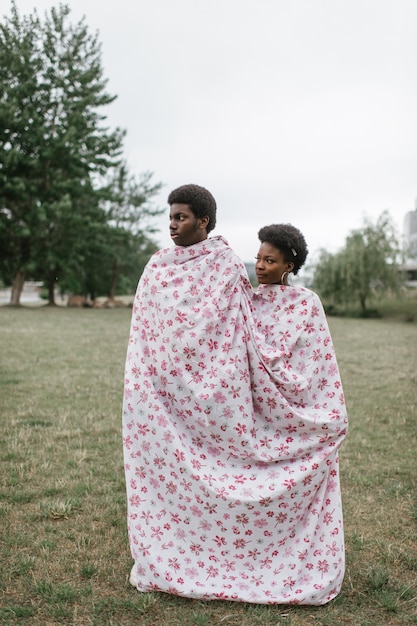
[403,201,417,259]
[402,202,417,287]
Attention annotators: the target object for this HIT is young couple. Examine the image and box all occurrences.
[122,184,348,605]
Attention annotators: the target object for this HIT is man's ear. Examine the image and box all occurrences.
[199,215,209,230]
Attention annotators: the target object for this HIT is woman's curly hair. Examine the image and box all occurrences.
[258,223,308,275]
[167,184,217,233]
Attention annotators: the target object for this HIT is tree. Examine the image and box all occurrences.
[0,2,130,304]
[102,165,164,300]
[313,211,403,313]
[67,165,164,301]
[0,5,42,303]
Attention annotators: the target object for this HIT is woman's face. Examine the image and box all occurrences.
[255,241,293,284]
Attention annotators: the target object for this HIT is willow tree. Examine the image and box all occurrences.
[313,211,403,313]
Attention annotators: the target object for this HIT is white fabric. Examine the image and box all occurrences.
[123,236,348,604]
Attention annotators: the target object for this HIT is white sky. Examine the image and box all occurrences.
[10,0,417,263]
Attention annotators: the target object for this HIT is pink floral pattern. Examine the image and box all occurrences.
[123,236,348,605]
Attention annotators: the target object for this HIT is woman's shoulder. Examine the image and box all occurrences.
[291,284,320,299]
[254,284,324,313]
[289,285,325,309]
[255,283,319,299]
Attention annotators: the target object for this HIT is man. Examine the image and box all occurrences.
[123,182,253,588]
[167,183,216,246]
[122,185,347,605]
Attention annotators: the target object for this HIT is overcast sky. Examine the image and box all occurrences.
[10,0,417,263]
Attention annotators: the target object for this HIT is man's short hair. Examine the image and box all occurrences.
[168,184,217,233]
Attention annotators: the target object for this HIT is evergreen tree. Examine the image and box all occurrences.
[0,5,42,302]
[70,165,164,301]
[100,165,163,300]
[0,3,162,304]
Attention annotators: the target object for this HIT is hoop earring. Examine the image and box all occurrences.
[280,271,289,285]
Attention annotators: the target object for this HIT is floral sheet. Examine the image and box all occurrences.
[122,236,348,604]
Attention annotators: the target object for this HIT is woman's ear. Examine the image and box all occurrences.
[287,262,295,273]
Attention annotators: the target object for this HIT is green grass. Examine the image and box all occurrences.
[1,305,416,625]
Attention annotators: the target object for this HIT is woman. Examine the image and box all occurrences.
[245,223,348,603]
[255,223,308,286]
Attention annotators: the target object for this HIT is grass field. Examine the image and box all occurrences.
[0,305,416,625]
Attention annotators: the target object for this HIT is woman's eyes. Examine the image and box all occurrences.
[255,257,275,264]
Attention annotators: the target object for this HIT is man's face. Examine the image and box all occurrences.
[169,203,208,247]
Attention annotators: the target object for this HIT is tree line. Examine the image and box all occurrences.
[1,3,406,311]
[0,2,163,305]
